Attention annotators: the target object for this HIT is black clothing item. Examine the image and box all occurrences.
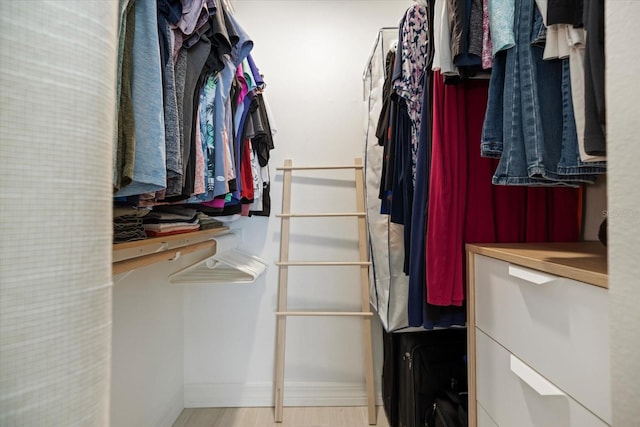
[250,181,271,217]
[241,95,260,140]
[179,24,212,198]
[158,0,182,26]
[389,99,411,228]
[598,218,607,246]
[452,0,483,75]
[376,49,396,146]
[185,201,242,217]
[252,93,274,167]
[380,96,398,205]
[583,0,606,156]
[547,0,583,27]
[205,0,233,72]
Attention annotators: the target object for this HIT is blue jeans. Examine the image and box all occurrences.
[491,0,602,185]
[481,51,506,158]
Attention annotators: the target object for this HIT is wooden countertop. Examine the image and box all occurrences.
[466,241,608,288]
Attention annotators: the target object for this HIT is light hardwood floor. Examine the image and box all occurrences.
[172,406,390,427]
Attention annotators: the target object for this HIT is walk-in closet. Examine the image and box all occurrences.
[1,1,639,427]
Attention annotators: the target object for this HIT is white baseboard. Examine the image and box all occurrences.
[184,382,383,408]
[158,387,185,427]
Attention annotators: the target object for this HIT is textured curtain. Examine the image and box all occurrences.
[1,1,118,425]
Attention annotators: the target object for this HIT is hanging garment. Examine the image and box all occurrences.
[426,73,469,307]
[433,0,459,76]
[427,74,581,307]
[116,0,167,197]
[488,0,600,185]
[113,0,136,192]
[481,0,492,69]
[488,0,516,55]
[453,0,483,73]
[566,28,606,163]
[582,0,606,156]
[407,73,432,327]
[158,13,183,198]
[212,55,236,197]
[393,3,429,181]
[181,28,211,197]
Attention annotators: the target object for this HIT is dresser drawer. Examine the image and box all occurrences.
[474,255,610,423]
[476,329,608,427]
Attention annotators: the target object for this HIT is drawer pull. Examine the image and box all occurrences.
[510,355,565,396]
[508,265,558,285]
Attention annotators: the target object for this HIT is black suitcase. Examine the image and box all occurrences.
[428,389,468,427]
[382,328,399,426]
[382,328,467,427]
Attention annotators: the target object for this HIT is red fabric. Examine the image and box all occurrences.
[240,138,254,201]
[145,228,200,238]
[464,80,495,245]
[546,187,580,241]
[425,75,580,307]
[426,72,468,306]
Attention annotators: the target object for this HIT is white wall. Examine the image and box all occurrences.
[111,262,187,427]
[607,2,640,425]
[182,0,412,407]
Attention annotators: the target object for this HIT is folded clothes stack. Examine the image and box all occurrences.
[113,207,149,243]
[197,212,224,230]
[142,206,200,237]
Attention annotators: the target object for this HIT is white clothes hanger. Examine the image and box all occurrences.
[169,232,268,284]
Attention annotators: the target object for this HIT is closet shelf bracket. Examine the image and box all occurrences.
[112,228,229,275]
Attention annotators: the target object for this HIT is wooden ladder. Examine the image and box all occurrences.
[273,158,377,425]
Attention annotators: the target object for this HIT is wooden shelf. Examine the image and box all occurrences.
[466,241,608,288]
[112,227,229,274]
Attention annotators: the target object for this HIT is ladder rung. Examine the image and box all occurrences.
[276,311,373,317]
[276,261,371,266]
[277,212,366,218]
[276,164,363,171]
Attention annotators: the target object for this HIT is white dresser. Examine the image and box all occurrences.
[466,242,609,427]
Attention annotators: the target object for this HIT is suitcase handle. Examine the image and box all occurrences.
[508,265,559,285]
[510,355,565,396]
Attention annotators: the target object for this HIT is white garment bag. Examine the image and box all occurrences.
[363,28,412,332]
